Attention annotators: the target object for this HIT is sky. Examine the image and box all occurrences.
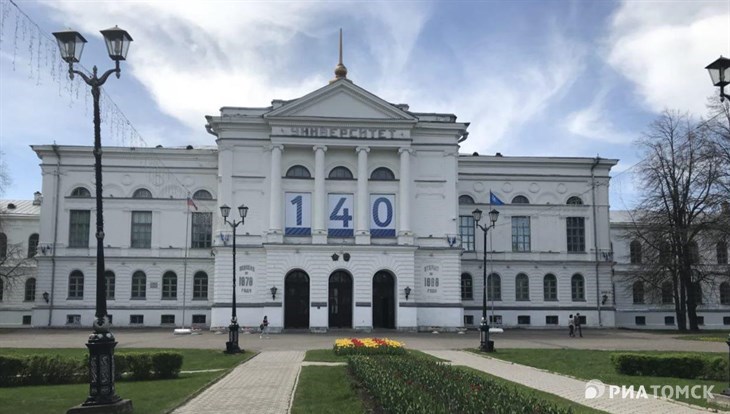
[0,0,728,210]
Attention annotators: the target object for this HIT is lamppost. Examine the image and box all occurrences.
[52,27,133,414]
[220,204,248,354]
[472,207,499,352]
[705,56,730,101]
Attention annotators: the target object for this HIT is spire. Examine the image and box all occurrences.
[331,28,348,83]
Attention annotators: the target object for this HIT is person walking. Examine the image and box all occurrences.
[568,314,575,337]
[260,315,269,339]
[574,313,583,337]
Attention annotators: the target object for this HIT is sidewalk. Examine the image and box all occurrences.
[425,350,713,414]
[172,350,304,414]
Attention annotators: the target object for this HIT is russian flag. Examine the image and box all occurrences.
[187,197,198,211]
[489,191,504,205]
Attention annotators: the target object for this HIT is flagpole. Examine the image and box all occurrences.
[181,195,190,329]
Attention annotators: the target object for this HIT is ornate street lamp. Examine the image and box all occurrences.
[472,207,499,352]
[220,204,248,353]
[706,56,730,101]
[53,26,133,414]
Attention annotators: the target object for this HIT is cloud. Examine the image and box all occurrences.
[565,90,632,144]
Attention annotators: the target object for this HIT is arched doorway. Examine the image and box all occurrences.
[284,270,309,329]
[328,271,353,328]
[373,271,395,329]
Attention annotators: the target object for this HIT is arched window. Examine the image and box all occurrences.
[132,188,152,199]
[717,241,728,265]
[459,195,475,205]
[461,273,473,300]
[571,274,585,301]
[692,282,703,304]
[721,282,730,305]
[68,270,84,299]
[632,281,644,304]
[28,234,39,258]
[286,165,311,178]
[70,187,91,197]
[24,278,36,302]
[192,190,213,200]
[630,240,642,264]
[515,273,529,301]
[0,233,7,258]
[688,241,700,264]
[661,281,673,304]
[659,242,671,264]
[162,271,177,299]
[193,271,208,299]
[328,166,353,179]
[543,274,557,301]
[487,273,501,301]
[370,167,395,180]
[567,196,583,205]
[131,271,146,299]
[105,270,115,300]
[512,195,529,204]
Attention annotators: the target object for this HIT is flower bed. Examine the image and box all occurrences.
[348,354,572,414]
[333,337,406,356]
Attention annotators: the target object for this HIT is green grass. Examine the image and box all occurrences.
[483,349,726,409]
[290,366,365,414]
[674,332,730,342]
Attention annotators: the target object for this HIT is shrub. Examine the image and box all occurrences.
[152,352,183,379]
[25,355,85,385]
[703,356,727,381]
[125,352,154,381]
[0,356,25,386]
[610,353,722,380]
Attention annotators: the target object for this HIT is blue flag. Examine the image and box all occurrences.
[489,191,504,205]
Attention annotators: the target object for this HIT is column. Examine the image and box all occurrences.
[312,145,327,244]
[268,145,283,242]
[356,146,370,244]
[398,148,412,244]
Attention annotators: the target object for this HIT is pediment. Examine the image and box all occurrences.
[265,80,415,121]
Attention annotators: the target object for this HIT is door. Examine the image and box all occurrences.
[372,271,395,329]
[284,270,309,329]
[328,271,353,328]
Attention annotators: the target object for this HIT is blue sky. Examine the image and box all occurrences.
[1,0,728,210]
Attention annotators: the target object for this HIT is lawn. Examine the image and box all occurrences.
[0,348,253,414]
[483,348,727,409]
[290,366,366,414]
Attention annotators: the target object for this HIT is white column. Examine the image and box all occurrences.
[398,148,412,243]
[356,146,370,244]
[313,145,327,243]
[268,145,283,240]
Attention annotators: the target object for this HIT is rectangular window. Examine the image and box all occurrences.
[191,212,212,248]
[131,211,152,248]
[459,216,475,252]
[464,315,474,326]
[697,316,704,325]
[161,314,175,325]
[724,317,730,326]
[511,216,531,252]
[68,210,90,248]
[489,315,502,325]
[635,316,646,326]
[517,315,531,325]
[192,314,206,324]
[130,315,144,325]
[546,315,559,325]
[566,217,585,252]
[66,314,81,325]
[664,316,675,326]
[22,315,31,325]
[579,315,587,325]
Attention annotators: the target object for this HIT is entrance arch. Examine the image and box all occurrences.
[328,271,353,328]
[372,271,395,329]
[284,270,309,329]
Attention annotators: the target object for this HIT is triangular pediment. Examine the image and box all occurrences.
[265,80,415,121]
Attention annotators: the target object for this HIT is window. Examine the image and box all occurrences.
[661,281,673,304]
[458,195,475,205]
[131,211,152,248]
[0,233,5,258]
[688,241,700,264]
[571,274,585,301]
[724,316,730,326]
[464,315,474,325]
[27,234,39,258]
[578,315,587,325]
[192,189,213,200]
[0,279,3,301]
[161,315,175,325]
[461,273,473,300]
[515,273,530,301]
[192,314,207,324]
[659,242,671,264]
[635,316,646,326]
[489,315,502,325]
[697,316,705,325]
[566,217,585,252]
[66,314,81,325]
[632,281,644,304]
[68,270,84,299]
[543,274,557,301]
[162,271,177,299]
[285,165,311,178]
[487,273,501,301]
[692,283,703,304]
[22,315,31,325]
[105,271,115,300]
[567,196,583,205]
[131,271,146,299]
[630,240,642,264]
[130,315,144,325]
[132,188,152,199]
[70,187,90,197]
[517,315,531,325]
[68,210,90,248]
[191,212,212,248]
[370,167,395,180]
[721,283,730,305]
[328,166,353,179]
[718,241,728,264]
[546,315,559,325]
[459,216,475,252]
[511,195,529,204]
[193,271,208,300]
[24,278,36,302]
[511,216,531,252]
[665,316,675,326]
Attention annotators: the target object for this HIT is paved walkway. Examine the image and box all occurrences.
[425,350,713,414]
[172,351,304,414]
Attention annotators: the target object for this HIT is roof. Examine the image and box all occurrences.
[610,210,634,224]
[0,200,41,216]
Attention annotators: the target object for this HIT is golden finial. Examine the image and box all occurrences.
[331,28,347,83]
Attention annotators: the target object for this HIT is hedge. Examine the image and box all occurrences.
[0,351,183,387]
[610,353,726,380]
[348,354,572,414]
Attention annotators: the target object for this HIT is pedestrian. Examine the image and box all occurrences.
[568,314,575,337]
[260,315,269,339]
[575,313,583,337]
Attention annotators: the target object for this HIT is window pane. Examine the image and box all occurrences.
[69,210,90,248]
[24,278,36,301]
[192,213,212,248]
[459,216,475,251]
[193,272,208,299]
[516,274,529,301]
[566,217,585,252]
[69,271,84,299]
[511,216,531,252]
[571,274,584,301]
[132,271,146,299]
[131,211,152,248]
[544,275,557,301]
[461,273,473,300]
[162,272,177,299]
